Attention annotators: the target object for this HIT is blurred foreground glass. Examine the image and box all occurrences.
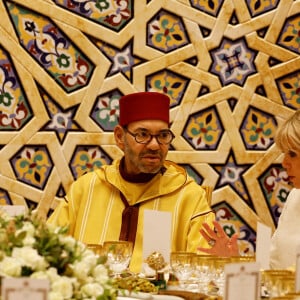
[285,293,300,299]
[271,297,299,300]
[103,240,133,277]
[261,269,295,298]
[230,255,255,263]
[170,251,196,290]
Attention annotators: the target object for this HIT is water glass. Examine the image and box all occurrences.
[193,255,232,296]
[103,240,133,277]
[212,256,231,296]
[170,251,196,290]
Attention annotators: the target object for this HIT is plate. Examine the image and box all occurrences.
[117,291,153,300]
[153,296,184,300]
[117,297,150,300]
[117,294,184,300]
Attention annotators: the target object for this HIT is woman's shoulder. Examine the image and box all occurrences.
[287,188,300,199]
[282,188,300,210]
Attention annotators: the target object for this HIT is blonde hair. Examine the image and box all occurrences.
[275,110,300,152]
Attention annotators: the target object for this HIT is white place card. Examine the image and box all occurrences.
[143,209,172,265]
[1,278,49,300]
[0,205,26,216]
[224,262,260,300]
[256,222,272,270]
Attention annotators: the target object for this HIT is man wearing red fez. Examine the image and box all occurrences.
[48,91,215,273]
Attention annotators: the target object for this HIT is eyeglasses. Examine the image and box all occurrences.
[124,127,175,145]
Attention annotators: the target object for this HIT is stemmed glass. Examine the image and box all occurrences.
[193,255,231,296]
[103,240,133,277]
[170,251,196,290]
[193,254,215,294]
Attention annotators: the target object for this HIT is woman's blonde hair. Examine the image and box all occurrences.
[275,110,300,152]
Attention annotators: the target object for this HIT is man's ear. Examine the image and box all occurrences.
[114,125,125,149]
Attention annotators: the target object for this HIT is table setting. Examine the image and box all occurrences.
[101,241,220,300]
[0,208,214,300]
[1,208,300,300]
[102,218,300,300]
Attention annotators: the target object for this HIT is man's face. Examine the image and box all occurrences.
[115,120,171,174]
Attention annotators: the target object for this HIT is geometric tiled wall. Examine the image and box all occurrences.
[0,0,299,255]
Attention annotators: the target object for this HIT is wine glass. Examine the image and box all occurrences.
[193,254,215,294]
[170,251,196,290]
[103,240,133,277]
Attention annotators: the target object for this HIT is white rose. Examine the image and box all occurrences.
[12,246,48,271]
[45,267,60,282]
[51,276,74,299]
[73,241,87,257]
[82,248,98,259]
[71,260,93,281]
[92,264,109,283]
[0,256,22,276]
[22,235,36,246]
[59,235,76,249]
[81,251,98,268]
[81,282,104,297]
[30,270,48,279]
[21,221,35,236]
[48,291,64,300]
[15,222,35,246]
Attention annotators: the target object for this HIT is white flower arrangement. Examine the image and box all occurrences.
[0,211,117,300]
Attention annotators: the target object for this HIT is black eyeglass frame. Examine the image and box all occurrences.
[123,127,175,145]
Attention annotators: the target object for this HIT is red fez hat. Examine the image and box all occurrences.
[119,92,170,126]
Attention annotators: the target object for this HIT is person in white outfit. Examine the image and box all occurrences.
[269,110,300,269]
[198,110,300,270]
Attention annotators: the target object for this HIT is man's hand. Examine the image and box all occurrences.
[198,220,239,256]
